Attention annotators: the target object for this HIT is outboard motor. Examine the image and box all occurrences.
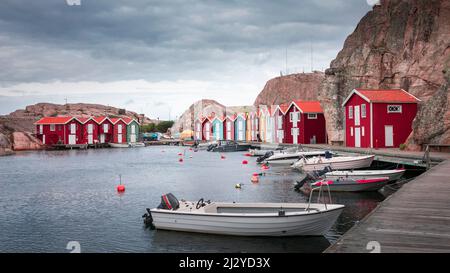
[324,150,333,159]
[157,193,180,210]
[207,144,218,151]
[142,208,154,229]
[294,174,315,191]
[256,151,274,163]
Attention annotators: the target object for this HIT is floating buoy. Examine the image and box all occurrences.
[251,174,259,183]
[117,184,125,192]
[117,174,125,192]
[221,154,226,159]
[178,153,183,156]
[235,183,242,189]
[242,160,248,165]
[261,165,270,171]
[179,158,184,162]
[244,153,252,157]
[189,156,193,159]
[189,148,193,151]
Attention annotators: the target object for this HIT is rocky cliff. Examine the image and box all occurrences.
[254,72,324,106]
[0,102,155,154]
[319,0,450,147]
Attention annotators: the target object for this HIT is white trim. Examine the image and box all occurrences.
[342,89,371,106]
[288,101,303,113]
[307,113,318,119]
[370,103,373,148]
[348,106,354,119]
[361,104,367,118]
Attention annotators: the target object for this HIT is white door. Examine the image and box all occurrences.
[69,135,76,145]
[292,128,299,144]
[88,134,93,144]
[42,135,45,144]
[118,134,122,143]
[100,134,105,143]
[205,124,210,140]
[354,106,360,126]
[227,131,231,140]
[355,127,361,148]
[131,125,136,134]
[385,126,394,147]
[131,134,136,143]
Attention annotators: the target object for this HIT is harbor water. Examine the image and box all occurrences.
[0,146,391,253]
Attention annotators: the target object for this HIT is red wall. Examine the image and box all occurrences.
[345,94,371,148]
[64,120,84,144]
[98,120,113,143]
[223,118,235,140]
[372,103,418,148]
[284,105,300,144]
[112,120,127,143]
[302,113,326,144]
[82,119,99,144]
[36,124,66,145]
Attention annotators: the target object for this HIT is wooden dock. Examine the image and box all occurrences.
[325,159,450,253]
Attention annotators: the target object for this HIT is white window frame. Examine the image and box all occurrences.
[307,113,317,119]
[50,124,55,131]
[118,124,122,133]
[103,123,109,133]
[39,125,43,134]
[362,126,365,137]
[387,105,402,113]
[227,121,231,131]
[277,115,283,130]
[361,104,367,118]
[70,123,76,134]
[348,106,354,119]
[238,120,243,131]
[87,124,93,134]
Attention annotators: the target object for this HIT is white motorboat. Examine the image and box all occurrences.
[262,151,332,165]
[144,193,344,237]
[292,155,375,172]
[109,143,130,148]
[325,169,405,182]
[130,142,146,147]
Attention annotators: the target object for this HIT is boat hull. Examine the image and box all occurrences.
[151,204,344,237]
[109,143,130,148]
[294,156,375,172]
[325,169,405,182]
[264,151,330,166]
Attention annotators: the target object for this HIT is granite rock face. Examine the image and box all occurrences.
[254,72,324,106]
[318,0,450,147]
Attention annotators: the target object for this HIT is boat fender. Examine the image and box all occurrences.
[242,160,248,165]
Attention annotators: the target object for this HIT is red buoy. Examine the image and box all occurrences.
[178,153,183,156]
[179,158,184,162]
[242,160,248,165]
[221,154,226,159]
[251,173,259,183]
[261,165,270,171]
[117,184,125,192]
[244,153,252,157]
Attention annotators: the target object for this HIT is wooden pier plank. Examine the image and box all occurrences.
[325,159,450,253]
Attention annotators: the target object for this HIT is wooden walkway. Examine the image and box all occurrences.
[325,159,450,253]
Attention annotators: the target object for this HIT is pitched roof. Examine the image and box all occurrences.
[77,117,91,124]
[278,104,289,114]
[109,118,125,124]
[34,116,74,125]
[343,89,421,105]
[291,100,323,113]
[93,116,110,124]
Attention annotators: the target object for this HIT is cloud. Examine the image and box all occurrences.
[0,0,372,116]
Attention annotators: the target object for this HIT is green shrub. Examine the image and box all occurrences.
[399,143,407,150]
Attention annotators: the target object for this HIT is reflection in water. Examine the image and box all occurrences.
[151,230,331,253]
[0,147,394,252]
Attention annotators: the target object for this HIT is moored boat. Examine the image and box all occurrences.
[261,150,333,165]
[297,177,389,192]
[207,140,251,153]
[130,142,146,147]
[144,193,344,237]
[325,169,405,182]
[109,143,131,148]
[292,155,375,172]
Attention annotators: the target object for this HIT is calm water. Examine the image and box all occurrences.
[0,146,386,253]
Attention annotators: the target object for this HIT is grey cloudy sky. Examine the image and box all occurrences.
[0,0,374,119]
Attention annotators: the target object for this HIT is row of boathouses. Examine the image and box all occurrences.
[34,116,140,146]
[194,89,420,148]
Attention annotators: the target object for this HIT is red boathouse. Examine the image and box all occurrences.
[202,116,213,141]
[94,116,113,144]
[284,101,326,144]
[343,88,420,148]
[110,118,127,144]
[35,116,84,145]
[223,115,236,141]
